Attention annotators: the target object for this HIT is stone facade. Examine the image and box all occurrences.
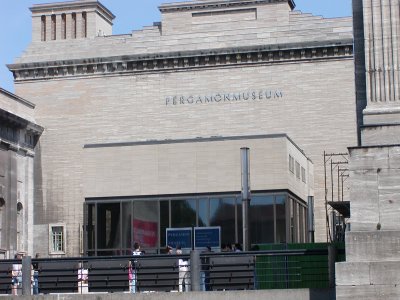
[0,88,43,258]
[83,135,313,199]
[336,0,400,299]
[8,0,358,256]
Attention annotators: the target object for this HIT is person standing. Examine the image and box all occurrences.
[130,242,141,293]
[176,246,190,292]
[11,253,22,295]
[77,262,88,294]
[32,253,40,295]
[201,246,212,291]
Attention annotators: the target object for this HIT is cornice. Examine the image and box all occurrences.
[159,0,296,12]
[8,41,353,82]
[0,139,36,157]
[0,108,44,135]
[30,0,115,21]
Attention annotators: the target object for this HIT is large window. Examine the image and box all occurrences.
[171,199,196,228]
[84,192,307,255]
[210,197,236,246]
[250,195,274,244]
[275,195,287,243]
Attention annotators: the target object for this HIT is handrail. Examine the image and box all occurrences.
[0,247,339,295]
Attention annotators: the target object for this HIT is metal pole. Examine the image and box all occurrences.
[190,250,201,292]
[324,151,329,243]
[22,256,31,296]
[307,196,315,243]
[341,172,344,202]
[337,166,340,201]
[241,147,251,251]
[328,244,337,288]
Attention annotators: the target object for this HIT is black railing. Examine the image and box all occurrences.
[0,247,342,295]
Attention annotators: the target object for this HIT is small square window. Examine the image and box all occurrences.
[289,155,294,173]
[49,224,66,254]
[301,167,306,183]
[295,161,300,179]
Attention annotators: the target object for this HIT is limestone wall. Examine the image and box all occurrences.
[15,57,357,255]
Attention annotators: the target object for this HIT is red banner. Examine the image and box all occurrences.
[133,219,158,247]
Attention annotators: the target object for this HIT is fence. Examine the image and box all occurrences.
[0,243,344,295]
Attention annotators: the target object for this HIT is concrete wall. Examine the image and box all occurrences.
[348,145,400,231]
[82,136,311,199]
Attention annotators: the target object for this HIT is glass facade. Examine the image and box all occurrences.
[84,192,307,256]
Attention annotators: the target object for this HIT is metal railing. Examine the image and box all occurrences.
[0,246,342,295]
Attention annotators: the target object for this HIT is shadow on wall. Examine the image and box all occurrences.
[310,288,335,300]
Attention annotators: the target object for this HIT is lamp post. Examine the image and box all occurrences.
[241,147,251,251]
[308,196,315,243]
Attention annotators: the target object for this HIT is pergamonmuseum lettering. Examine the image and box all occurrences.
[165,89,284,106]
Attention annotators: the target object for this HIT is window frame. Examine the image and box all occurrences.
[49,224,66,255]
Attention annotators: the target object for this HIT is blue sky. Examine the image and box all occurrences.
[0,0,351,93]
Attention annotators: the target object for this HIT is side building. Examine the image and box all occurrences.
[0,88,43,258]
[336,0,400,299]
[8,0,358,256]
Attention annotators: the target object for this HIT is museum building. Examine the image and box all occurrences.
[3,0,359,257]
[0,88,43,257]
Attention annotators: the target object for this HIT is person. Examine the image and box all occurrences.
[77,262,88,294]
[128,260,134,293]
[176,246,190,292]
[221,244,232,252]
[165,245,173,254]
[11,253,22,296]
[201,246,212,291]
[130,242,142,293]
[32,253,40,295]
[234,243,243,252]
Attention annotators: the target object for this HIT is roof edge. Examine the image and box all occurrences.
[30,0,115,20]
[159,0,295,12]
[0,88,36,109]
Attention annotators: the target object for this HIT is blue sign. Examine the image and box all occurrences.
[166,228,192,249]
[194,227,221,250]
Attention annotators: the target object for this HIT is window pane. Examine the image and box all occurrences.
[121,202,132,254]
[87,204,96,251]
[210,197,236,246]
[133,201,159,249]
[250,195,274,244]
[171,199,196,228]
[160,200,169,247]
[198,198,209,227]
[299,203,304,243]
[276,195,287,243]
[237,197,242,244]
[97,203,121,254]
[52,226,64,252]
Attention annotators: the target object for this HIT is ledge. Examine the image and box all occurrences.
[8,41,353,82]
[159,0,296,12]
